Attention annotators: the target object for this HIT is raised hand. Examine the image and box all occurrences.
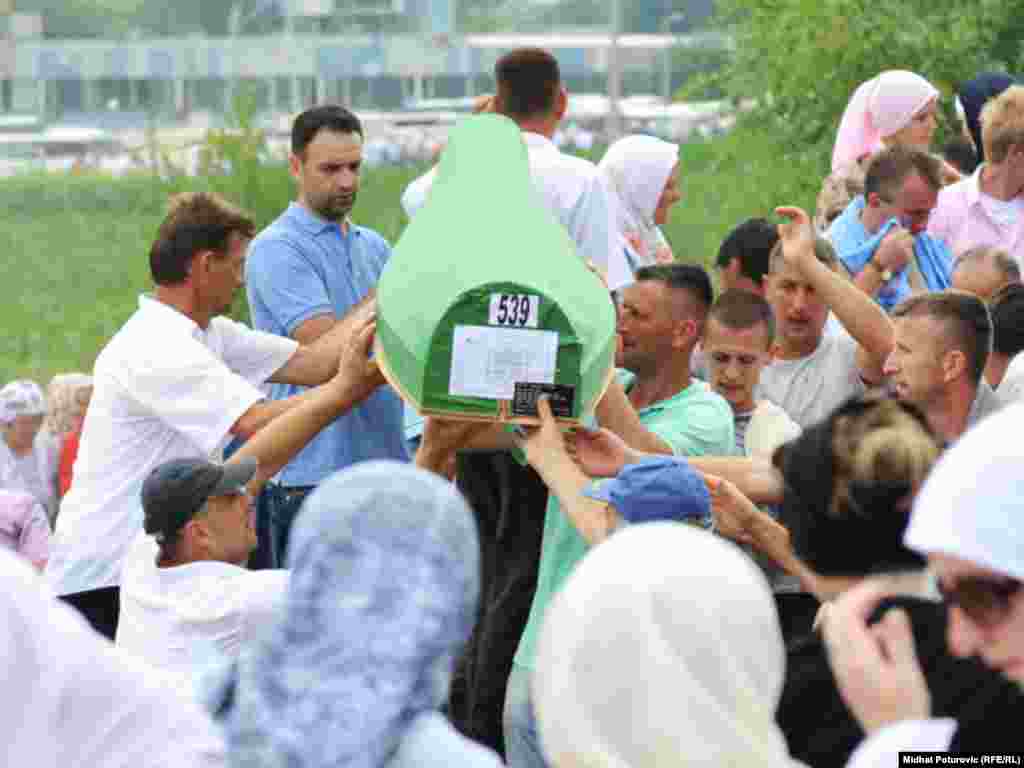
[566,427,637,478]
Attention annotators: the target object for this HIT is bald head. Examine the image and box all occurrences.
[951,247,1021,301]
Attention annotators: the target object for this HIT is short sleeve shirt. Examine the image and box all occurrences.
[513,375,735,671]
[46,296,296,595]
[757,329,865,429]
[246,204,409,486]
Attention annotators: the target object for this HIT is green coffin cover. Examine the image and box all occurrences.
[376,114,617,422]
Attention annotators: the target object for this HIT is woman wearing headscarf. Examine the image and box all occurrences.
[758,395,1023,768]
[0,548,225,767]
[532,521,804,768]
[226,461,502,768]
[44,372,93,500]
[816,71,951,230]
[824,403,1024,767]
[0,380,60,524]
[597,134,682,273]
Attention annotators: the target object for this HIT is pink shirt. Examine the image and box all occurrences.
[928,167,1024,263]
[0,489,51,566]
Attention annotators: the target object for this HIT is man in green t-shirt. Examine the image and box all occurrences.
[503,264,736,768]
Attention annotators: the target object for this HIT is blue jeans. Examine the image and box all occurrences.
[269,485,315,567]
[503,663,548,768]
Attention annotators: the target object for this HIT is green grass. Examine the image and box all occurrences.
[2,122,824,385]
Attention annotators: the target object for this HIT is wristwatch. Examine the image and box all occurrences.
[868,254,894,282]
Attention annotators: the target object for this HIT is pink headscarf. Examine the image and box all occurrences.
[831,70,939,172]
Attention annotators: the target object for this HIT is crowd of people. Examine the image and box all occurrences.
[4,47,1024,768]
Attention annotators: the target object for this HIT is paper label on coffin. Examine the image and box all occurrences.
[375,114,617,424]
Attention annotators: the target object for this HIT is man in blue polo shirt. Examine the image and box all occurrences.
[246,105,408,566]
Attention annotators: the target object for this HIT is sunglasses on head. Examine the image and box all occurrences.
[936,575,1023,627]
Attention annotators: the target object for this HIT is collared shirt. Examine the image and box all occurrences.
[400,131,630,290]
[512,374,734,672]
[246,202,409,486]
[116,533,289,691]
[928,165,1024,264]
[46,295,296,595]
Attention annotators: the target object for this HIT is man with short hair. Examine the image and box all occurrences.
[930,85,1024,264]
[761,233,895,429]
[117,327,380,686]
[886,291,1001,442]
[504,263,734,768]
[827,145,952,311]
[47,191,382,640]
[715,217,779,295]
[951,245,1021,300]
[246,105,409,567]
[703,290,800,457]
[401,48,623,288]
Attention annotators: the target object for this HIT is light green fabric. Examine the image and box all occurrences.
[513,376,735,671]
[376,114,616,420]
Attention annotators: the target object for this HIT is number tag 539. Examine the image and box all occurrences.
[489,294,540,328]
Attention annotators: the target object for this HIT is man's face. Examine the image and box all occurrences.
[766,262,830,350]
[617,281,685,375]
[291,129,363,222]
[718,258,764,296]
[875,172,939,235]
[931,552,1024,684]
[951,258,1006,301]
[884,315,948,407]
[703,317,771,414]
[200,490,257,567]
[205,233,248,316]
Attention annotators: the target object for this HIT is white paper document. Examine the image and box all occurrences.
[449,325,559,400]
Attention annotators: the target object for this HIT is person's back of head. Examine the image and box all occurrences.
[980,84,1024,165]
[942,137,979,176]
[716,218,779,294]
[149,192,255,287]
[494,48,564,125]
[892,291,992,390]
[774,395,939,581]
[864,144,943,203]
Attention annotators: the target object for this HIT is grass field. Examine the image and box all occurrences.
[2,122,822,386]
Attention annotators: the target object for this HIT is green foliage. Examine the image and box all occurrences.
[704,0,1022,154]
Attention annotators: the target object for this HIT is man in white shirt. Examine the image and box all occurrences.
[760,230,895,429]
[401,48,627,291]
[116,313,382,687]
[47,191,385,639]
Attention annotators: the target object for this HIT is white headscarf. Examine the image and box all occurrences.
[905,403,1024,581]
[598,134,679,268]
[533,522,802,768]
[0,379,46,425]
[0,549,225,768]
[831,71,939,172]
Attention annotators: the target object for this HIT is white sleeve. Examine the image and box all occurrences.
[845,719,957,768]
[118,339,266,457]
[212,317,298,388]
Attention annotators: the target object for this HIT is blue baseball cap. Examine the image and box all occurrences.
[583,455,710,525]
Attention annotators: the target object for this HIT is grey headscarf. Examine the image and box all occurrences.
[226,461,481,768]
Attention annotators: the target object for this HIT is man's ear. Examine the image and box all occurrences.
[942,348,968,384]
[672,318,698,350]
[289,152,302,180]
[553,86,568,122]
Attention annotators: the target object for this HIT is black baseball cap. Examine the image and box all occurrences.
[142,457,258,544]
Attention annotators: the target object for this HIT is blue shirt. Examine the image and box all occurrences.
[246,202,409,486]
[827,196,952,312]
